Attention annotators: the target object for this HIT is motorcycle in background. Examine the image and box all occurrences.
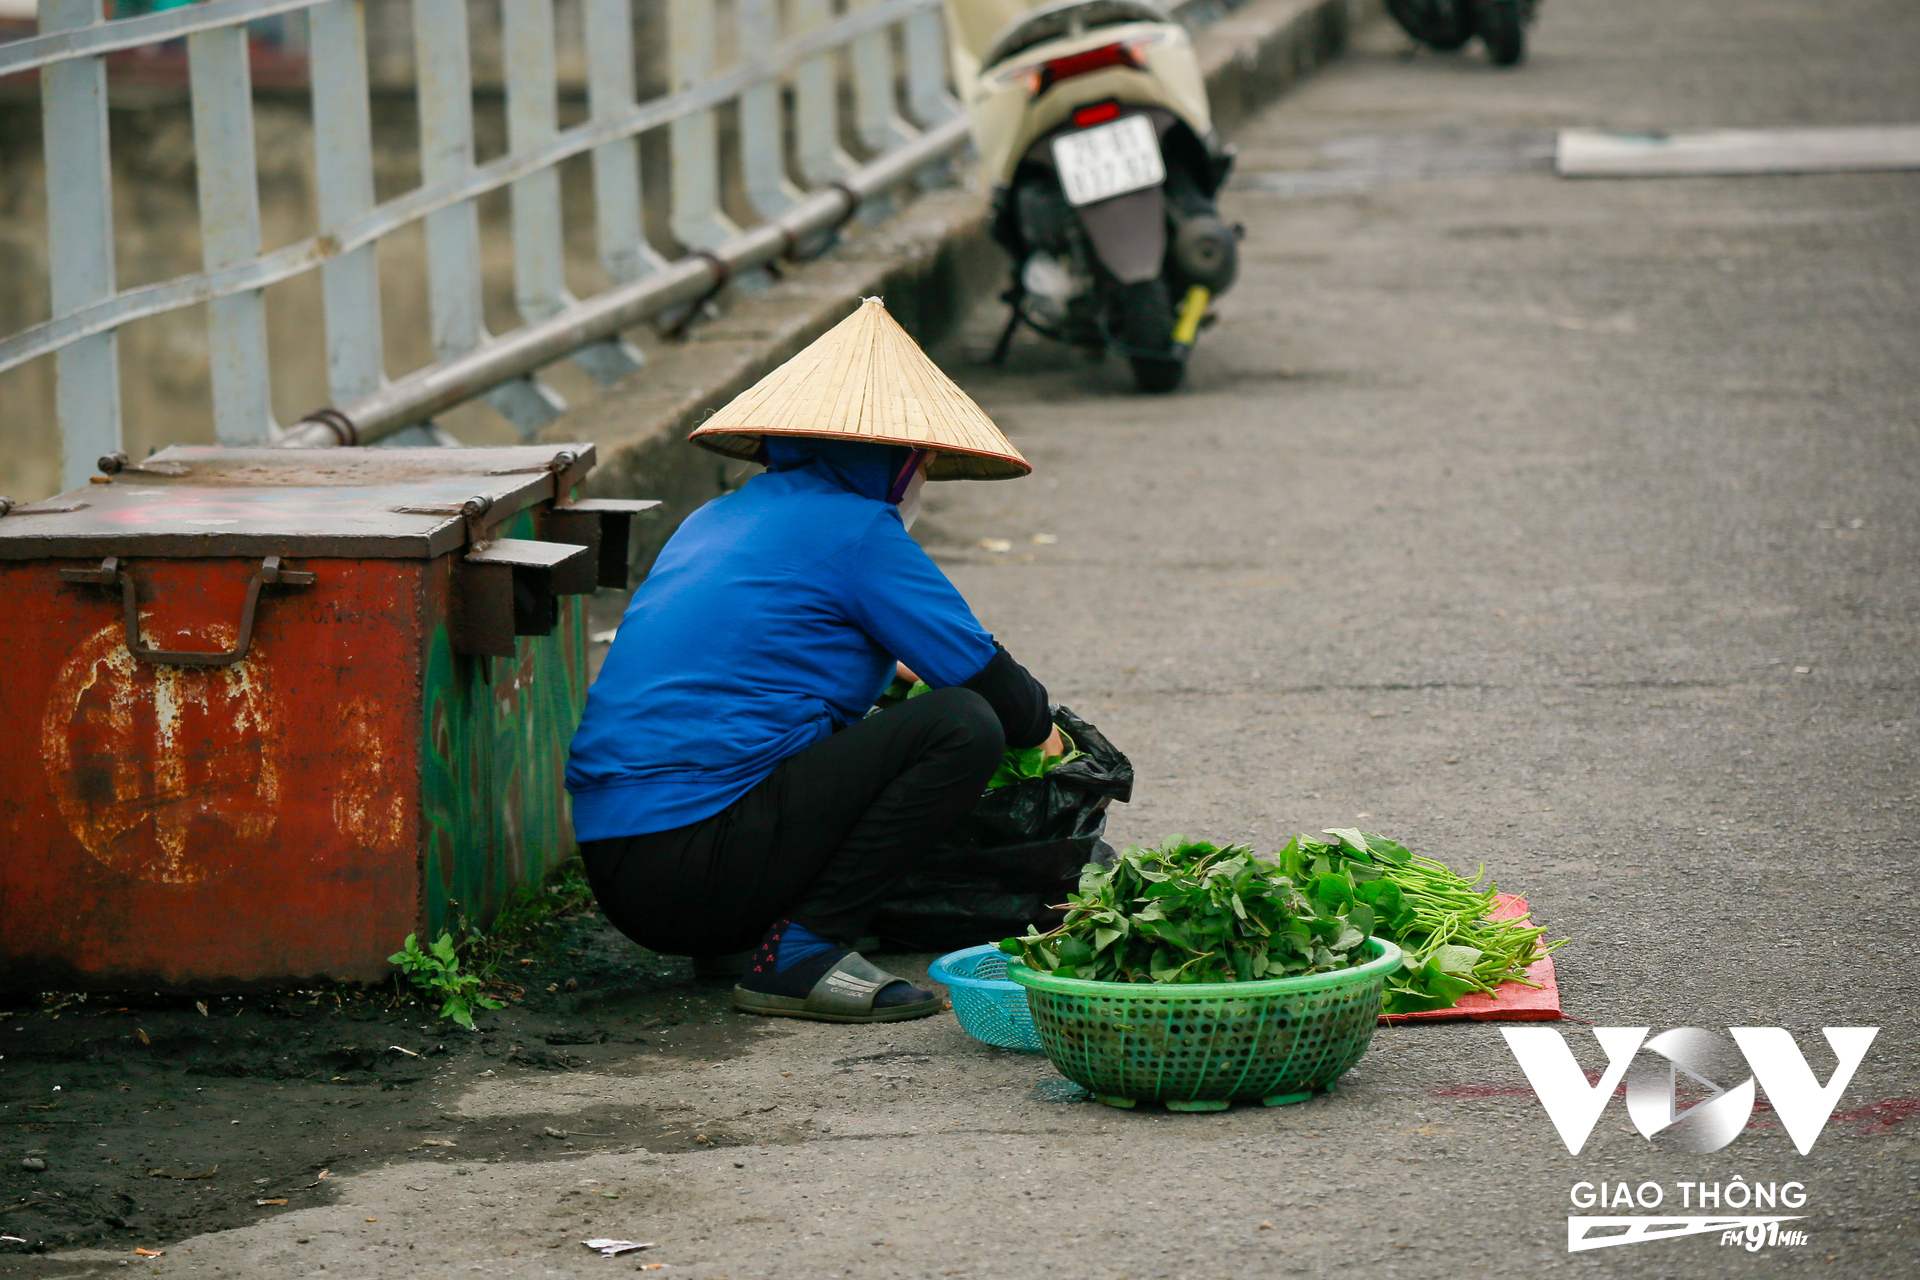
[947,0,1239,392]
[1386,0,1539,67]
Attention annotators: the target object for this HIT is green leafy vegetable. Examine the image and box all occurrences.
[987,728,1083,790]
[999,836,1370,984]
[1282,828,1566,1014]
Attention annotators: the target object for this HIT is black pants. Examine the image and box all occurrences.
[580,687,1004,956]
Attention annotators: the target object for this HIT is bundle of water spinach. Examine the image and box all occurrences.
[1281,828,1565,1014]
[999,836,1369,983]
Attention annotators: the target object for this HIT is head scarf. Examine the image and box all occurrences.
[762,437,925,507]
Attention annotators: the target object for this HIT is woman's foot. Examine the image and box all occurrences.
[732,921,942,1022]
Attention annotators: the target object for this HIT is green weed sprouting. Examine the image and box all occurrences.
[387,862,597,1028]
[387,932,503,1030]
[463,863,596,978]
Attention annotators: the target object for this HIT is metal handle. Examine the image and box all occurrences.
[59,555,316,668]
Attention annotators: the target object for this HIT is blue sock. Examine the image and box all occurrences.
[771,921,838,972]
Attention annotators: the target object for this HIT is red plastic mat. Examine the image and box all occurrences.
[1377,894,1562,1023]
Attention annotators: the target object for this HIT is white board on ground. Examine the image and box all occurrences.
[1556,125,1920,177]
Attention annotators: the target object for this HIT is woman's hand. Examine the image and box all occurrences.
[898,659,1058,754]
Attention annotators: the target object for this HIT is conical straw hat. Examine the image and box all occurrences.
[688,297,1030,480]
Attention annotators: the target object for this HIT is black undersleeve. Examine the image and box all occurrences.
[961,642,1052,748]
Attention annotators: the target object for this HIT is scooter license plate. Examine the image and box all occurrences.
[1051,114,1166,207]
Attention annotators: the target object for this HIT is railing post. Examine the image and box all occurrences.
[309,0,386,405]
[502,0,567,322]
[413,0,564,438]
[668,0,735,250]
[793,0,857,186]
[905,1,960,128]
[850,0,915,155]
[583,0,669,282]
[40,0,121,490]
[189,20,275,443]
[504,0,639,385]
[736,0,801,221]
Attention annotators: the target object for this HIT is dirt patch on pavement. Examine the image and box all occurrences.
[0,910,770,1259]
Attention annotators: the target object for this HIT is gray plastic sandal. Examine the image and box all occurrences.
[731,952,944,1023]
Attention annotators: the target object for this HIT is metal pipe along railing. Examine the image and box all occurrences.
[272,115,972,449]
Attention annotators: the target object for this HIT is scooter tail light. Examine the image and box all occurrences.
[1072,101,1122,128]
[1035,41,1142,96]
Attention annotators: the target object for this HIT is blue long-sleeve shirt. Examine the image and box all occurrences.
[565,440,1000,841]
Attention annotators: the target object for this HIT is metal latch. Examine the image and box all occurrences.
[535,498,661,594]
[57,555,317,668]
[450,538,591,657]
[95,451,191,478]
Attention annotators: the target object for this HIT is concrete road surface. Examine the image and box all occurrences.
[20,1,1917,1276]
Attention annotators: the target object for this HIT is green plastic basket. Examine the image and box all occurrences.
[1006,937,1403,1111]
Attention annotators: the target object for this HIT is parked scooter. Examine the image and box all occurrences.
[1386,0,1538,67]
[947,0,1238,392]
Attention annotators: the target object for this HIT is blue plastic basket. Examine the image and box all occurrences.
[930,944,1043,1052]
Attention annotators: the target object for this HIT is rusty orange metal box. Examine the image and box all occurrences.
[0,445,653,990]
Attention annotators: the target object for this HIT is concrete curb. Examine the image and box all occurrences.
[565,0,1379,571]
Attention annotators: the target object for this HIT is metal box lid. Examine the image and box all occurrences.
[0,444,602,560]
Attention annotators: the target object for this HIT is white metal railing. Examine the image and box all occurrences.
[4,0,962,483]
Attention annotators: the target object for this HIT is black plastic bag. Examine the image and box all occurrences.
[870,706,1132,952]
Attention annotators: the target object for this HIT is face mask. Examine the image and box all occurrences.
[896,467,928,531]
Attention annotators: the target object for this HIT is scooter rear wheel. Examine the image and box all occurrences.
[1129,355,1187,393]
[1113,278,1185,393]
[1476,0,1527,65]
[1387,0,1475,51]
